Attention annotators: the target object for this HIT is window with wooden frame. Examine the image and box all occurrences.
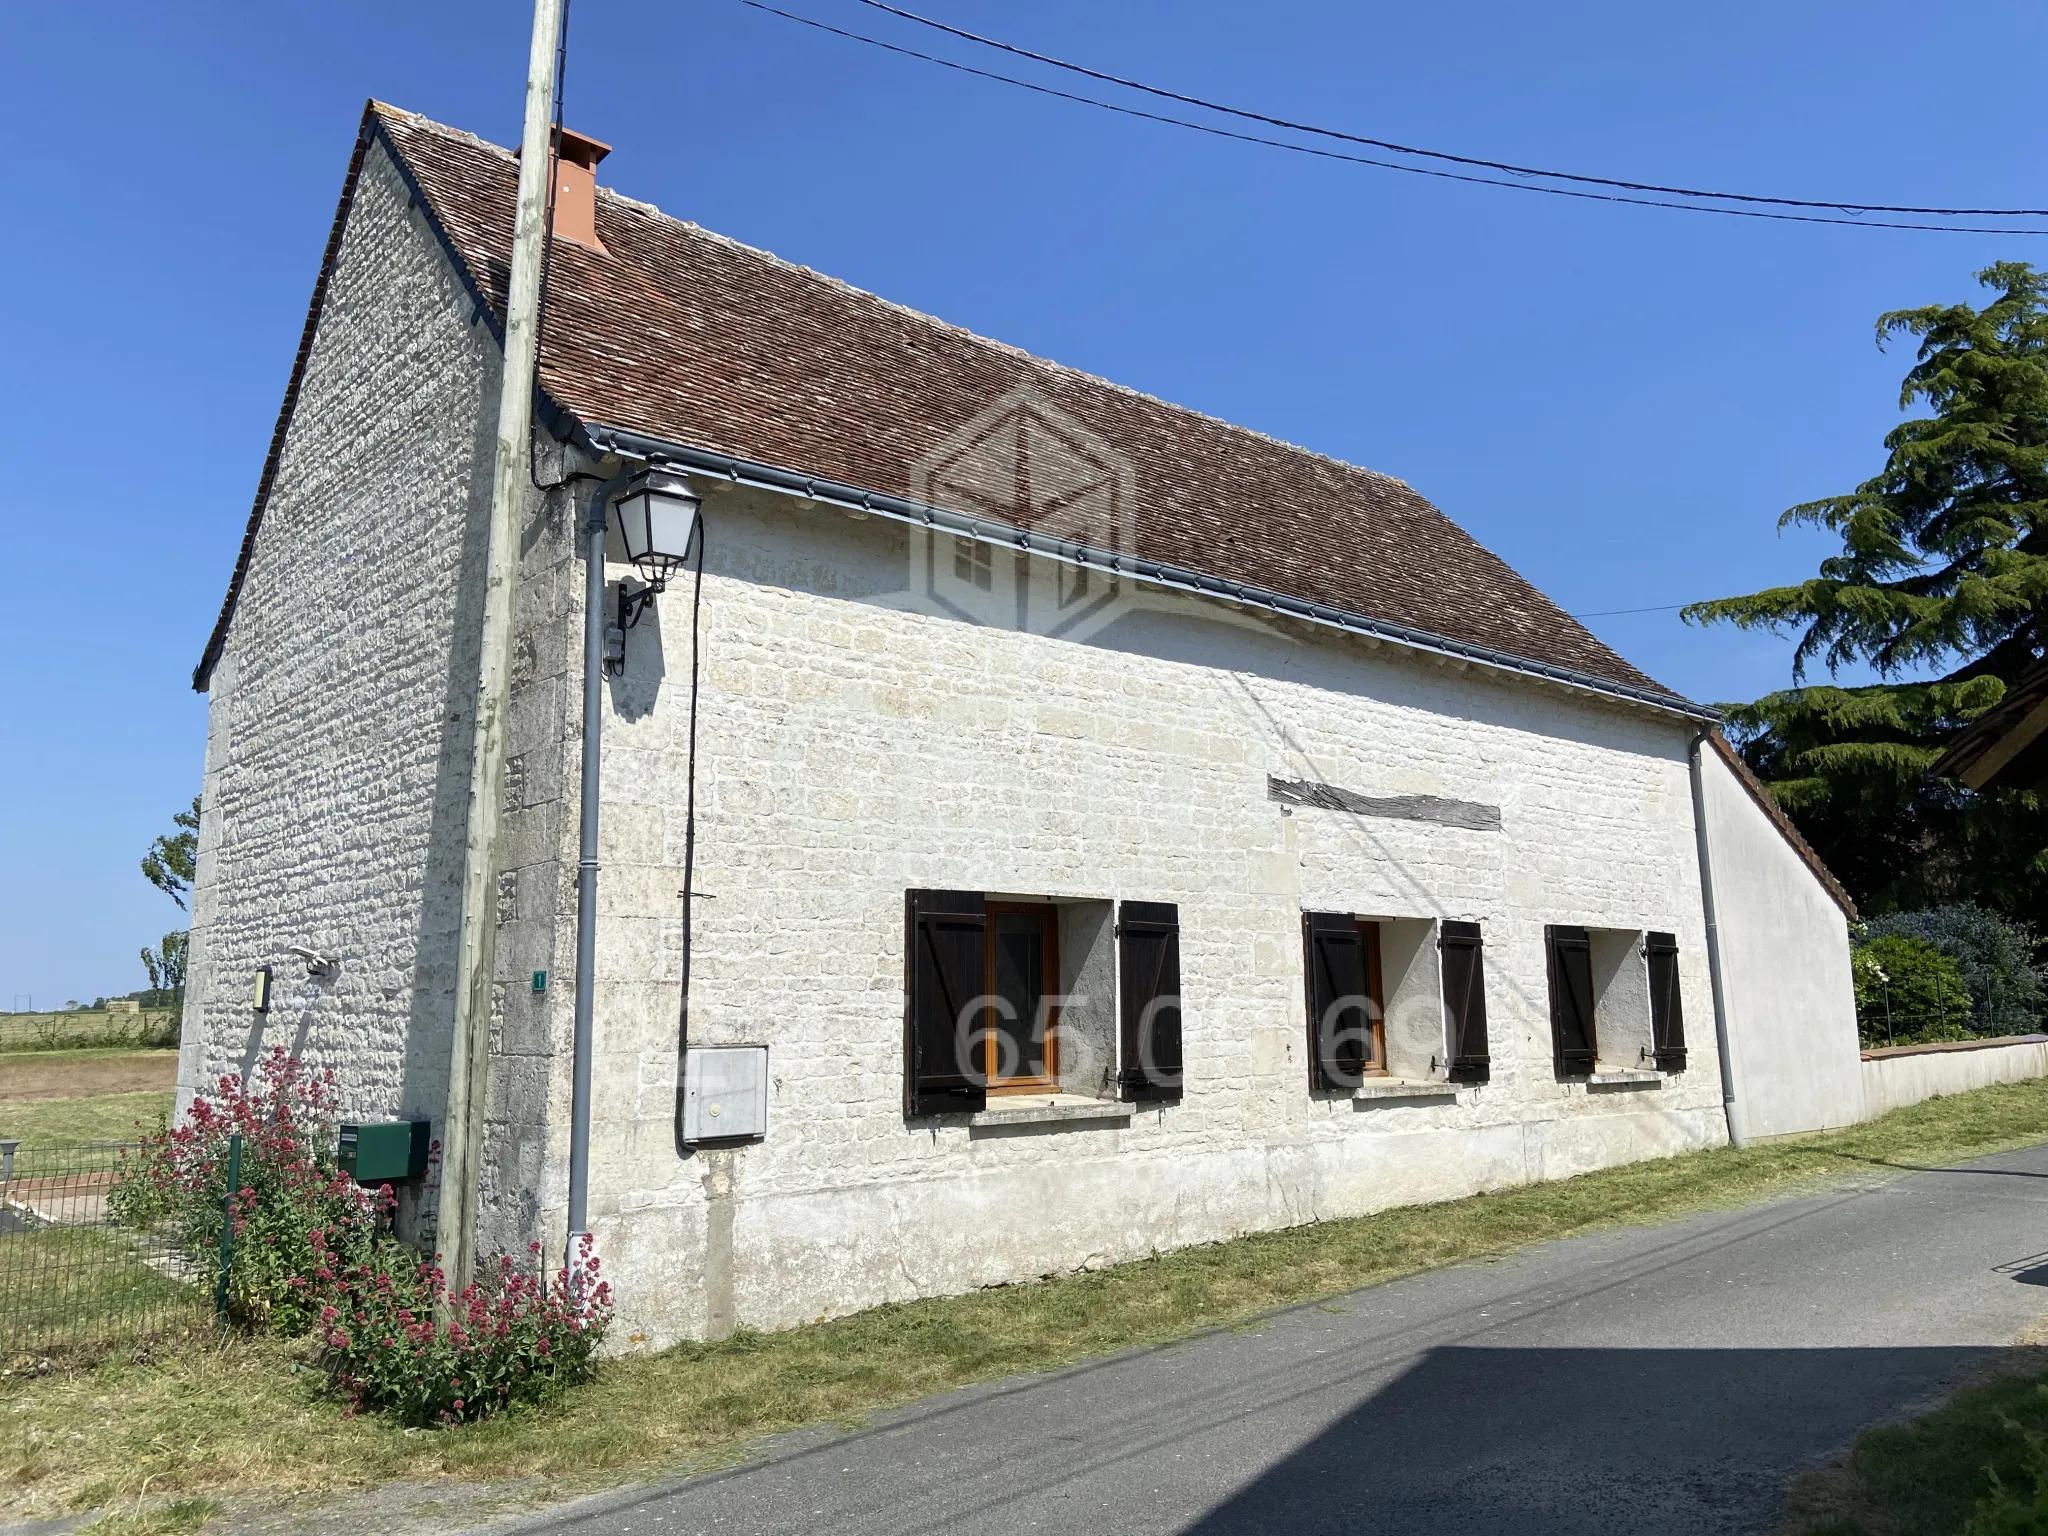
[984,902,1061,1094]
[904,890,1180,1117]
[1303,912,1387,1089]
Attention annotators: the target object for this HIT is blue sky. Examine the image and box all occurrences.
[2,0,2042,1006]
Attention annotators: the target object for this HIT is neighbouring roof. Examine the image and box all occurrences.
[196,102,1695,714]
[1931,658,2048,793]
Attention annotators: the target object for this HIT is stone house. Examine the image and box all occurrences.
[183,103,1870,1346]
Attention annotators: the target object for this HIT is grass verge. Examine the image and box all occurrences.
[4,1076,2047,1526]
[1781,1336,2048,1535]
[0,1091,173,1148]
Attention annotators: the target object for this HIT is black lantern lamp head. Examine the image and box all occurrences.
[614,465,701,590]
[607,466,702,672]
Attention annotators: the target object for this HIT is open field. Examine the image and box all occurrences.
[1,1048,178,1101]
[4,1076,2047,1530]
[0,1049,177,1149]
[0,1011,176,1053]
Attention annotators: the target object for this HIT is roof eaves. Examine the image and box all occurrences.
[1931,658,2048,789]
[582,419,1719,726]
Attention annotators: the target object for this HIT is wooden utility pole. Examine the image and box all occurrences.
[436,0,567,1291]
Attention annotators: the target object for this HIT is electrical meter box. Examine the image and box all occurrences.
[680,1045,769,1145]
[338,1120,432,1184]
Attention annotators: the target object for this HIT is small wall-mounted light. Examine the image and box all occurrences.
[286,944,338,978]
[251,965,273,1013]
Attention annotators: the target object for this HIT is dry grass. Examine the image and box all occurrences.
[1,1048,179,1103]
[5,1076,2047,1527]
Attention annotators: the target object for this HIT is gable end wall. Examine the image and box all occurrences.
[182,138,578,1251]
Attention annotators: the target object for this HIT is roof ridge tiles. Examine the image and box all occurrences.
[352,99,1682,710]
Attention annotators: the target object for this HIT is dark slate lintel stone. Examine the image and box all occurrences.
[1267,775,1502,832]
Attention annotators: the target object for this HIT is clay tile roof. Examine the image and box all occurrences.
[359,103,1687,706]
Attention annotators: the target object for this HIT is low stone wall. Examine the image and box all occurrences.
[1860,1034,2048,1119]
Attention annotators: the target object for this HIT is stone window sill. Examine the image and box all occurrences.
[1586,1067,1666,1088]
[968,1094,1134,1129]
[1352,1079,1468,1104]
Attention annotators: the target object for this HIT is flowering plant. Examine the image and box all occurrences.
[113,1048,612,1424]
[316,1234,612,1426]
[111,1047,380,1332]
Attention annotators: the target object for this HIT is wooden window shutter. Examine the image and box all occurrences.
[1117,901,1183,1103]
[1438,920,1490,1082]
[1546,925,1598,1076]
[1646,931,1687,1071]
[1304,911,1370,1090]
[904,889,988,1117]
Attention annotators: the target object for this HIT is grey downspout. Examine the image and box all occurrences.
[566,469,631,1258]
[1688,729,1745,1148]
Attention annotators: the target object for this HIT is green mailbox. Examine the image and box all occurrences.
[338,1120,431,1185]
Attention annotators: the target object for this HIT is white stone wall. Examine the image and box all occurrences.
[1861,1037,2048,1119]
[573,485,1741,1345]
[1696,748,1864,1139]
[191,151,1875,1340]
[183,139,578,1252]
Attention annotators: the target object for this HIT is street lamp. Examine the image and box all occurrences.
[568,460,704,1278]
[607,468,701,670]
[615,465,701,584]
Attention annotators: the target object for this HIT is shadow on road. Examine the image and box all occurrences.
[1181,1345,1986,1535]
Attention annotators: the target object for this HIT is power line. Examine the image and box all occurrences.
[743,4,2048,234]
[853,0,2048,221]
[1570,604,1691,619]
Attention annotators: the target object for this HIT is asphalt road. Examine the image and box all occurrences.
[523,1144,2048,1536]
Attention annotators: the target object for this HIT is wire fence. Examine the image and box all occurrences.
[0,1141,209,1361]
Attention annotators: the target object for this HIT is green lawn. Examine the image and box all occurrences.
[0,1225,207,1360]
[0,1092,173,1149]
[4,1075,2047,1530]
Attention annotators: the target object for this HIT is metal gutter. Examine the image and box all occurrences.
[581,422,1720,725]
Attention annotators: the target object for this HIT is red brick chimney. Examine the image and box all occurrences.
[544,127,610,253]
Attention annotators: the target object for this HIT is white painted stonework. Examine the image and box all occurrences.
[1694,748,1865,1140]
[1862,1037,2048,1119]
[183,137,1952,1351]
